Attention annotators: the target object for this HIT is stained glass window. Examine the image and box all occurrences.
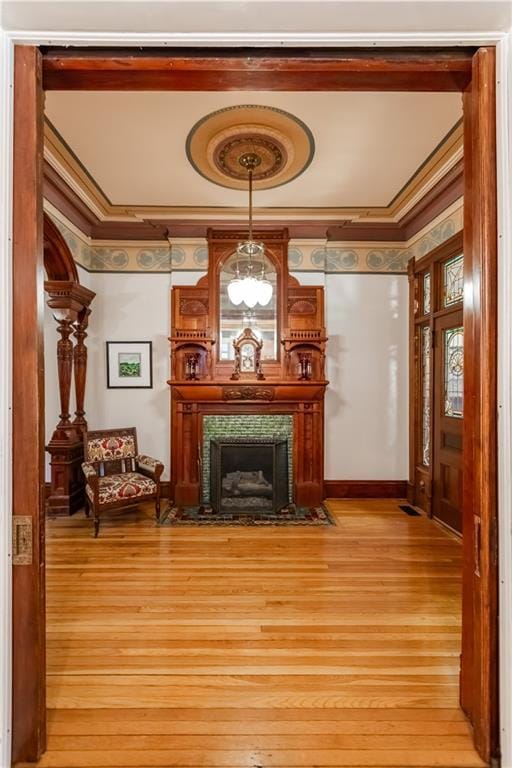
[421,326,431,465]
[444,327,464,418]
[443,254,464,306]
[423,272,431,315]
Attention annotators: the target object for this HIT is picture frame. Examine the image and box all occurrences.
[106,341,153,389]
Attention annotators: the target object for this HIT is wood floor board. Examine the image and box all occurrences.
[24,499,485,768]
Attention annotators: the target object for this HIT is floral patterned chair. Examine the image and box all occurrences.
[82,427,164,537]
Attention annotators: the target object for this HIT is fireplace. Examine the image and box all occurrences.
[210,438,289,513]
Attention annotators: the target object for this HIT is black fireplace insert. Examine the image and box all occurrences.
[210,437,289,513]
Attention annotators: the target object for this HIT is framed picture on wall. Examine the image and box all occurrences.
[106,341,153,389]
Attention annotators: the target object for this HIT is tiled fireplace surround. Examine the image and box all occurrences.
[202,414,294,505]
[170,391,325,508]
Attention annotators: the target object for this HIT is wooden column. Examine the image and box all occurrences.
[460,46,498,763]
[45,282,94,516]
[55,311,76,433]
[12,44,46,765]
[72,307,91,435]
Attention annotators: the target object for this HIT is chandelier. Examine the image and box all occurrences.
[227,153,273,309]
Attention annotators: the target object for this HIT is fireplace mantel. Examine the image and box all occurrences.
[168,228,328,507]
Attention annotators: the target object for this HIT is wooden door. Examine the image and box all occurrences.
[12,45,46,764]
[433,309,464,533]
[460,47,499,762]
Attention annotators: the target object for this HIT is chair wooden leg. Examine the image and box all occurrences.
[84,498,90,518]
[155,494,161,523]
[93,511,100,538]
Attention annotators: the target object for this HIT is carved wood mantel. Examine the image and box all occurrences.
[168,228,328,507]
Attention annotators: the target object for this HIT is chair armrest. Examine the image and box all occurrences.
[136,454,164,481]
[82,461,99,499]
[82,461,98,482]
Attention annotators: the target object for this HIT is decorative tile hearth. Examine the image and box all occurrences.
[202,414,293,505]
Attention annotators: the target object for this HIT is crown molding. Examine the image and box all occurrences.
[43,113,463,241]
[43,155,463,243]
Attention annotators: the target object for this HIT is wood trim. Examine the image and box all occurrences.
[408,231,464,524]
[399,158,464,239]
[414,229,464,274]
[329,160,464,243]
[323,480,407,499]
[43,160,97,236]
[43,213,80,282]
[41,48,473,92]
[407,258,416,505]
[12,45,46,764]
[460,46,498,763]
[13,45,498,766]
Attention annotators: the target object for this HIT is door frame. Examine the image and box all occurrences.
[5,41,503,766]
[408,231,465,520]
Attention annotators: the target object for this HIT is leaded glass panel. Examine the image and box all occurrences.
[444,327,464,418]
[423,272,431,315]
[443,254,464,306]
[421,326,431,466]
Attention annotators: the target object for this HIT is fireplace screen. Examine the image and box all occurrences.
[210,438,289,513]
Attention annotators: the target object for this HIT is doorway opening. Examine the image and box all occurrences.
[11,46,498,767]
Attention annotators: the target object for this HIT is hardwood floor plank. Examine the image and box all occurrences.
[23,499,485,768]
[20,747,487,767]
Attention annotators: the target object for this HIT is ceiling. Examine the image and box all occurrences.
[44,90,462,210]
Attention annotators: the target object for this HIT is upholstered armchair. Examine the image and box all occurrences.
[82,427,164,537]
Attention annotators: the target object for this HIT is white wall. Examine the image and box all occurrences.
[83,271,172,478]
[48,268,408,484]
[325,273,408,480]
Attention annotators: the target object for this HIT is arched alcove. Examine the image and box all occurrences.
[43,213,95,515]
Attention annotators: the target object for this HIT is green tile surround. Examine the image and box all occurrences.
[202,415,293,504]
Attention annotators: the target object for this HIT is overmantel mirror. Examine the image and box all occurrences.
[219,249,278,362]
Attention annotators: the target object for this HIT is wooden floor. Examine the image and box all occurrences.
[25,499,485,767]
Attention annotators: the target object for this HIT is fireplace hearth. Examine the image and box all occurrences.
[210,438,289,513]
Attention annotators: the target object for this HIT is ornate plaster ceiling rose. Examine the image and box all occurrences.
[186,105,315,190]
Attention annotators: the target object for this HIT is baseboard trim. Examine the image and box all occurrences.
[323,480,408,499]
[48,480,406,503]
[161,481,407,502]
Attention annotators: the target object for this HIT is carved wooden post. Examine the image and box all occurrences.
[73,307,91,435]
[45,281,95,516]
[55,311,76,433]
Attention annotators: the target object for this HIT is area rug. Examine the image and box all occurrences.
[158,503,336,526]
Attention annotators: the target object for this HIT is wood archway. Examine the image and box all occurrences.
[43,212,95,515]
[11,46,498,766]
[44,212,79,282]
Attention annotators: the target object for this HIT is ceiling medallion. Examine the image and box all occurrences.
[186,105,315,191]
[214,134,287,181]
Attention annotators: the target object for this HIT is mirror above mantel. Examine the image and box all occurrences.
[219,250,278,363]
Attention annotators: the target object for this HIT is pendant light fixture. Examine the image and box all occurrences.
[227,153,273,309]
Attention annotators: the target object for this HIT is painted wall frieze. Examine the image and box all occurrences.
[45,198,463,275]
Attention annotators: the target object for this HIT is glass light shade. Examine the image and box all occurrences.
[256,278,273,306]
[241,276,260,308]
[227,278,245,305]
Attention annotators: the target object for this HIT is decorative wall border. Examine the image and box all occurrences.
[45,196,463,274]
